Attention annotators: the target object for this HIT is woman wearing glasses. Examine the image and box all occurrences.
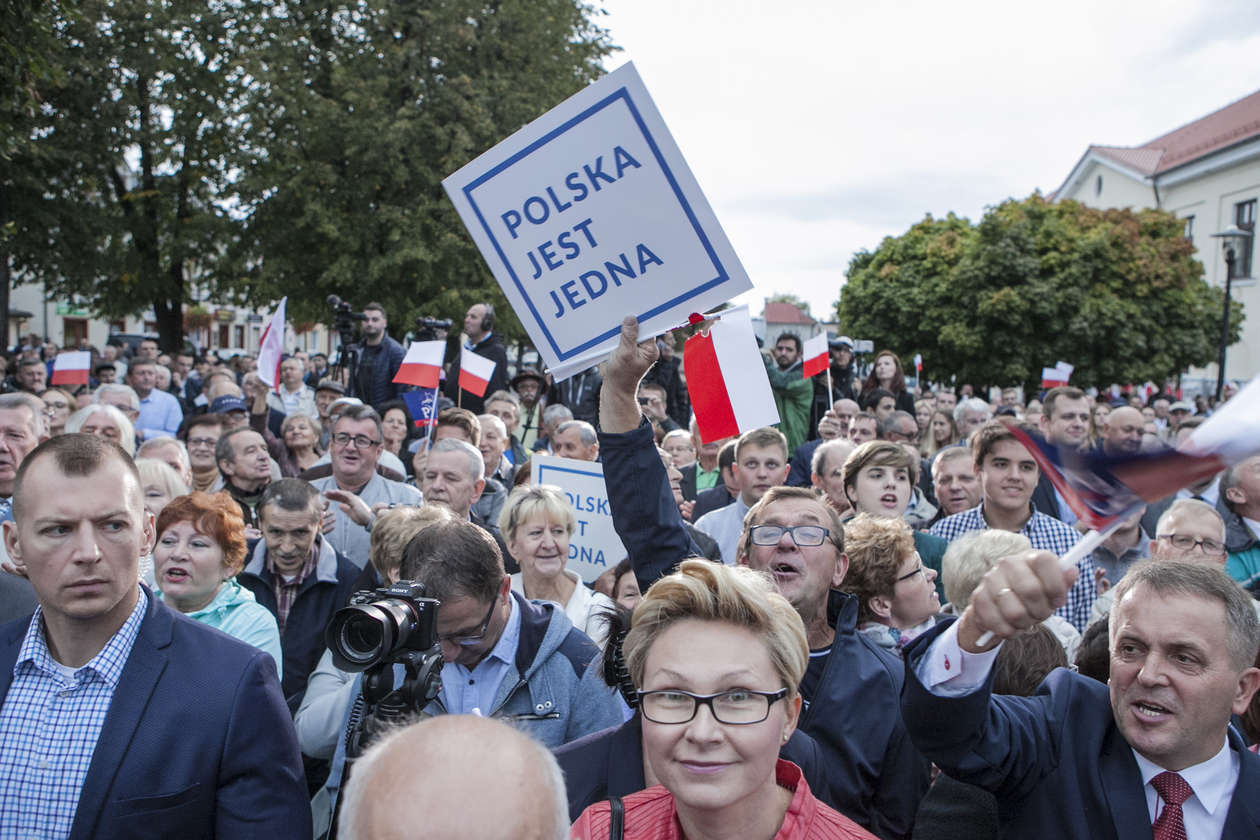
[37,388,75,437]
[840,514,940,657]
[571,560,874,840]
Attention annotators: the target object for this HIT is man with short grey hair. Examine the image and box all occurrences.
[136,436,193,486]
[952,397,991,443]
[338,715,568,840]
[0,393,45,621]
[551,419,599,461]
[94,383,141,428]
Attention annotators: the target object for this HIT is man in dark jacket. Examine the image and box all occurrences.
[352,302,407,410]
[595,316,929,839]
[237,479,360,713]
[445,302,509,415]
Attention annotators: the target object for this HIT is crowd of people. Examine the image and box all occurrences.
[0,302,1257,839]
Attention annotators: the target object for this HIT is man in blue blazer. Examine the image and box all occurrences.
[0,433,310,839]
[902,550,1260,838]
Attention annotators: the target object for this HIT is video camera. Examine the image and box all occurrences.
[414,315,452,343]
[326,581,445,756]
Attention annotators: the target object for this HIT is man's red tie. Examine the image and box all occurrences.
[1151,771,1192,840]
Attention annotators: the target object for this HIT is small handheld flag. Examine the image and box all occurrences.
[802,334,829,379]
[51,351,90,387]
[459,348,496,397]
[683,306,779,443]
[394,341,446,389]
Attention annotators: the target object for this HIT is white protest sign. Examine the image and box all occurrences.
[530,455,627,582]
[443,62,753,381]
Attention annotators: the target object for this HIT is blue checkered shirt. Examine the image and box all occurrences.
[0,589,147,838]
[929,504,1097,631]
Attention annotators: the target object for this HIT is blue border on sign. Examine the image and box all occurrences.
[536,463,603,483]
[461,87,729,360]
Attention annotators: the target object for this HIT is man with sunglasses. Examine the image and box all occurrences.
[592,316,929,839]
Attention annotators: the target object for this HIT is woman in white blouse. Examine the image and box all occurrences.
[500,484,614,647]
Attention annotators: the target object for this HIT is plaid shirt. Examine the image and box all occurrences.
[0,589,147,838]
[268,545,318,632]
[929,504,1098,631]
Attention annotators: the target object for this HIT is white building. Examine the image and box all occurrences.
[1052,89,1260,388]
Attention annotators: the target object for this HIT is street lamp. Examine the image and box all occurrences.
[1210,225,1253,402]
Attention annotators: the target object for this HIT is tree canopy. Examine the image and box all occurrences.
[837,195,1238,391]
[4,0,616,350]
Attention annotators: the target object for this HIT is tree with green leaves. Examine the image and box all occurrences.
[5,0,256,351]
[837,195,1237,391]
[229,0,616,344]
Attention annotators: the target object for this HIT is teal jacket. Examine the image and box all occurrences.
[157,579,283,679]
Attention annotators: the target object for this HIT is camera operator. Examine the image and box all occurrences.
[445,303,508,415]
[351,302,406,411]
[307,517,623,833]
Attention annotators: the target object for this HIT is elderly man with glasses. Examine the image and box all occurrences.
[308,404,421,569]
[1087,499,1260,626]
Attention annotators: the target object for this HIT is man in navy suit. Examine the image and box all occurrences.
[902,551,1260,838]
[0,433,309,839]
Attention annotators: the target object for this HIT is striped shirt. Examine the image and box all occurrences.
[929,504,1097,631]
[0,589,147,838]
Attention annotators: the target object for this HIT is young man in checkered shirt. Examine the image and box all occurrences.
[929,419,1098,631]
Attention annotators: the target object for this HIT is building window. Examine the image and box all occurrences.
[1095,175,1103,196]
[234,325,245,348]
[1183,215,1194,240]
[1235,199,1255,278]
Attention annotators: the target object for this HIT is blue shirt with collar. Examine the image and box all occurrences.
[439,595,520,716]
[0,589,147,837]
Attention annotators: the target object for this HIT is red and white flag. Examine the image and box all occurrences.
[459,347,497,397]
[393,341,445,389]
[257,297,287,391]
[1041,360,1073,389]
[683,305,780,443]
[802,334,829,379]
[51,351,90,386]
[913,353,923,375]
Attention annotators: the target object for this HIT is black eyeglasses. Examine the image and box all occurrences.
[436,598,498,648]
[896,563,926,583]
[637,688,789,725]
[332,432,381,449]
[748,524,830,547]
[1157,533,1225,556]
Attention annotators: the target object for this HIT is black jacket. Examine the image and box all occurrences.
[353,334,407,409]
[238,537,361,713]
[444,332,509,415]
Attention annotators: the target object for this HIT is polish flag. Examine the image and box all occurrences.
[802,334,829,379]
[393,341,446,389]
[459,347,497,397]
[257,297,287,391]
[683,306,780,443]
[51,351,90,386]
[913,353,923,376]
[1041,360,1074,389]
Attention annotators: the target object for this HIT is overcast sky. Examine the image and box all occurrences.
[598,0,1260,320]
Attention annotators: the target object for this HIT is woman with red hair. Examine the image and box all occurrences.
[153,491,282,675]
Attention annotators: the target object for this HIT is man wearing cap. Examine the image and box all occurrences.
[510,368,546,451]
[445,303,509,415]
[1168,399,1195,437]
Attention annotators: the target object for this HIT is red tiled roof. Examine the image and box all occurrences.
[764,301,814,325]
[1089,89,1260,176]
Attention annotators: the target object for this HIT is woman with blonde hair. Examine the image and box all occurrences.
[572,560,874,840]
[501,484,615,646]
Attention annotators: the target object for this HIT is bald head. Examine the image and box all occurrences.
[339,716,567,840]
[1103,407,1144,456]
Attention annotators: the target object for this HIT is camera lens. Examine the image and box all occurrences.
[341,617,385,663]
